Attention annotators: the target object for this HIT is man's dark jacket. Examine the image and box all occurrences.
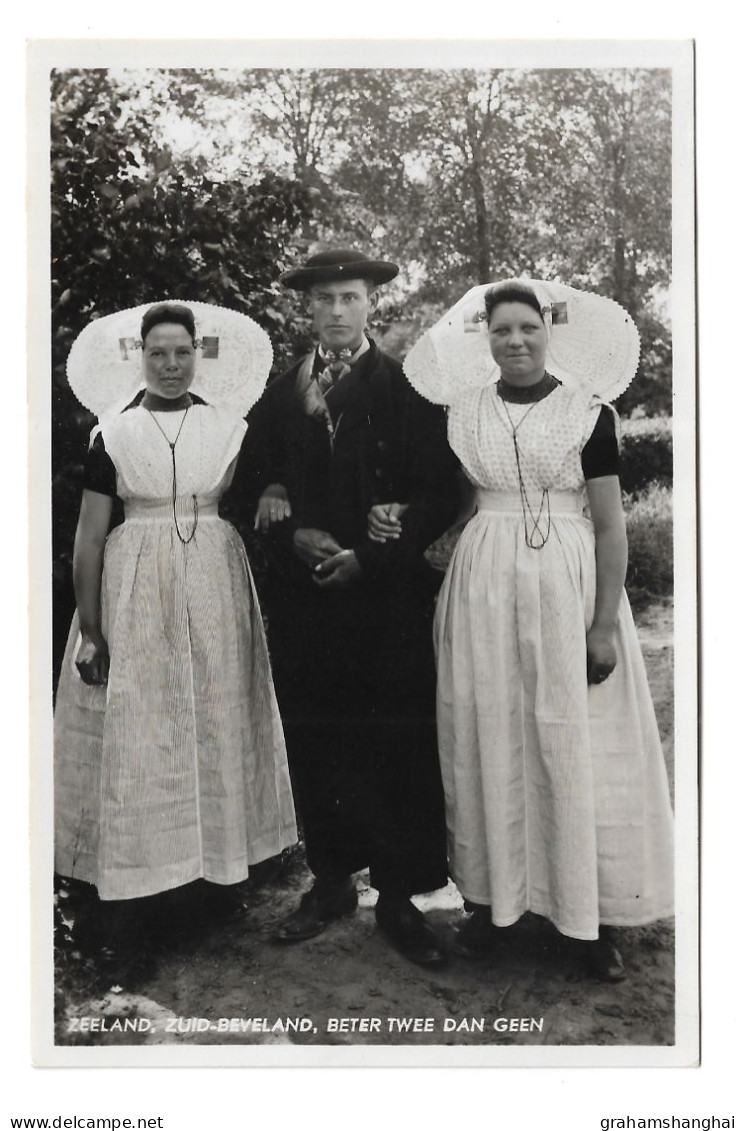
[235,338,460,895]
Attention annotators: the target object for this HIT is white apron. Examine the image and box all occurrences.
[54,404,297,900]
[435,384,673,939]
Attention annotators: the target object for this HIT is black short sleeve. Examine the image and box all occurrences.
[581,405,619,480]
[83,431,118,497]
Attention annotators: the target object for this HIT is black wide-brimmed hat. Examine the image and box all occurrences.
[279,248,399,290]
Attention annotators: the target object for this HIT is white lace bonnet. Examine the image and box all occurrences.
[403,279,640,406]
[66,300,274,419]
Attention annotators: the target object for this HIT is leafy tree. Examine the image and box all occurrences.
[325,66,673,404]
[50,63,675,673]
[50,68,314,678]
[132,67,673,407]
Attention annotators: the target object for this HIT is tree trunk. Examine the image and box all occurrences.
[613,231,627,308]
[471,158,492,283]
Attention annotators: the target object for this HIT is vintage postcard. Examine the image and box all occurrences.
[27,37,697,1069]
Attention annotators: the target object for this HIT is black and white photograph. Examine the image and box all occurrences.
[25,37,698,1073]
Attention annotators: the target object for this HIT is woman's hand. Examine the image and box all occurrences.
[254,484,292,531]
[585,475,626,688]
[76,630,110,686]
[367,502,409,543]
[585,478,627,617]
[73,488,112,684]
[586,624,617,686]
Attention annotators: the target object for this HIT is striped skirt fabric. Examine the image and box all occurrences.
[54,510,297,901]
[435,498,674,940]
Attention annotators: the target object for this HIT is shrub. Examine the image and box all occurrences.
[50,71,316,685]
[624,483,673,611]
[427,483,673,615]
[619,414,672,497]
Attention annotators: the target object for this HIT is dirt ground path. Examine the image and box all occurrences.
[55,601,675,1054]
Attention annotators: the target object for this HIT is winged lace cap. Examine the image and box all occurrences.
[67,300,274,419]
[403,278,640,406]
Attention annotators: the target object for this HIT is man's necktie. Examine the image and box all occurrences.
[317,349,353,394]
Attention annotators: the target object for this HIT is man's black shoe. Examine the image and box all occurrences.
[274,878,358,942]
[375,898,448,967]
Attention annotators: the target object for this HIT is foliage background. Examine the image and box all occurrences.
[51,66,674,676]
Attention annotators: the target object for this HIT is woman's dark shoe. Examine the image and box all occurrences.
[274,878,358,942]
[452,906,501,960]
[198,882,252,924]
[72,898,146,955]
[375,898,448,967]
[580,930,626,982]
[72,899,157,984]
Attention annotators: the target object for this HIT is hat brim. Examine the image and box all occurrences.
[280,260,399,290]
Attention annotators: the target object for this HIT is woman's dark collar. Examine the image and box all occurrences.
[129,391,207,412]
[496,372,561,405]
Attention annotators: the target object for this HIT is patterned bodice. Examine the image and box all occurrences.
[448,384,614,493]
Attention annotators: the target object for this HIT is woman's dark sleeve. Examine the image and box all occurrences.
[83,432,118,497]
[581,405,620,480]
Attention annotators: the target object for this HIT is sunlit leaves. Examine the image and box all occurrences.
[50,70,316,675]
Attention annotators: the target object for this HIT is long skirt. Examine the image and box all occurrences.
[435,496,674,940]
[54,509,297,901]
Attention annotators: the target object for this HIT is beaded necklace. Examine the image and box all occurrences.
[146,404,198,545]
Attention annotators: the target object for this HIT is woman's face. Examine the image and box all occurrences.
[142,323,196,399]
[487,301,548,384]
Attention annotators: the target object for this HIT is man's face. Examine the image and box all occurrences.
[308,279,378,352]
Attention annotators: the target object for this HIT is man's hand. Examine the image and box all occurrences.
[367,502,409,543]
[313,549,362,589]
[292,527,344,567]
[254,484,292,531]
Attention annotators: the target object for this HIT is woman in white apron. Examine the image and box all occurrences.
[54,301,297,961]
[373,279,674,981]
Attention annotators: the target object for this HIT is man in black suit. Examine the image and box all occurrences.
[246,249,460,966]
